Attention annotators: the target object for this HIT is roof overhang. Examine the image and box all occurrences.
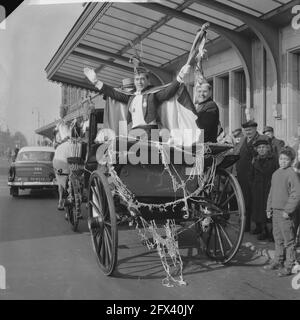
[45,0,296,91]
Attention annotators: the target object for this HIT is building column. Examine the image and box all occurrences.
[286,52,300,145]
[229,71,242,133]
[213,76,224,128]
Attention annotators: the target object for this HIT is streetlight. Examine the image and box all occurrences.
[32,107,41,145]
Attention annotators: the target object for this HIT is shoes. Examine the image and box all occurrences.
[277,268,292,277]
[263,261,283,270]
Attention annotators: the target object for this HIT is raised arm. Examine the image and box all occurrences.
[84,67,130,104]
[155,64,191,103]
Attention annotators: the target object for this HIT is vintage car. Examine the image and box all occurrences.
[8,146,57,197]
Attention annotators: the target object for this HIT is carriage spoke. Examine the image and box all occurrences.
[220,192,235,208]
[218,223,233,248]
[225,222,241,233]
[226,210,239,215]
[104,228,112,264]
[89,200,102,216]
[99,181,109,217]
[91,185,102,211]
[217,177,229,205]
[215,224,225,257]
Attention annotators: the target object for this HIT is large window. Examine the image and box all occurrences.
[220,75,229,132]
[236,70,247,124]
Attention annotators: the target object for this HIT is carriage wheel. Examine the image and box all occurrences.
[199,168,245,264]
[88,169,118,276]
[65,176,81,232]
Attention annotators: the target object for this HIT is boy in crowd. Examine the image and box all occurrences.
[264,147,300,276]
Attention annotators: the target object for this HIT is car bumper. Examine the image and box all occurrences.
[8,181,57,187]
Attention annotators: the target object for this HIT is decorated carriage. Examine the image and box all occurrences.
[81,108,245,287]
[61,23,246,287]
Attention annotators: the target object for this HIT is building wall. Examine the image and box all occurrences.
[58,24,300,145]
[281,24,300,145]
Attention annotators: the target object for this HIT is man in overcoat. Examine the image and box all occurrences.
[235,120,267,232]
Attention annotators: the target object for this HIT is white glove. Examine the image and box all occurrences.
[83,67,98,84]
[177,64,191,83]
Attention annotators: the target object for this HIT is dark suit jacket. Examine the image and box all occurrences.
[194,98,219,142]
[98,80,182,125]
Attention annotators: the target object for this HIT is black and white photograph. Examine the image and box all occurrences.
[0,0,300,303]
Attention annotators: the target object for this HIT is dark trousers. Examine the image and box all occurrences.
[272,209,296,269]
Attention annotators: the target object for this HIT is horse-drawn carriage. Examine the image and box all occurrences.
[63,108,245,286]
[60,22,246,286]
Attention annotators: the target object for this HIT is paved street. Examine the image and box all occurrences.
[0,161,299,300]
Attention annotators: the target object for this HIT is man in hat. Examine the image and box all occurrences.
[232,128,243,145]
[84,65,192,138]
[235,120,268,232]
[121,78,135,93]
[263,126,285,157]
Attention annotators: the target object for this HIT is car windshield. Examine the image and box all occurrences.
[16,151,54,162]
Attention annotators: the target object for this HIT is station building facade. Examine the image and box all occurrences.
[39,1,300,147]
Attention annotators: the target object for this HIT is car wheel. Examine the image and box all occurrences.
[10,187,19,197]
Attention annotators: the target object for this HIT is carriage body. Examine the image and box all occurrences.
[84,109,245,277]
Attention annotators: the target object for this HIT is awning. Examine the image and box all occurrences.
[45,0,296,90]
[35,120,59,140]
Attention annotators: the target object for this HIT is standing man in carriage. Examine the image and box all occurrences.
[84,24,214,144]
[83,63,192,139]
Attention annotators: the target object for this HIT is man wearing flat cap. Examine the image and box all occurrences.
[235,120,268,232]
[263,126,285,157]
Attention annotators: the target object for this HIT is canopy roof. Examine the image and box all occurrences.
[45,0,295,90]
